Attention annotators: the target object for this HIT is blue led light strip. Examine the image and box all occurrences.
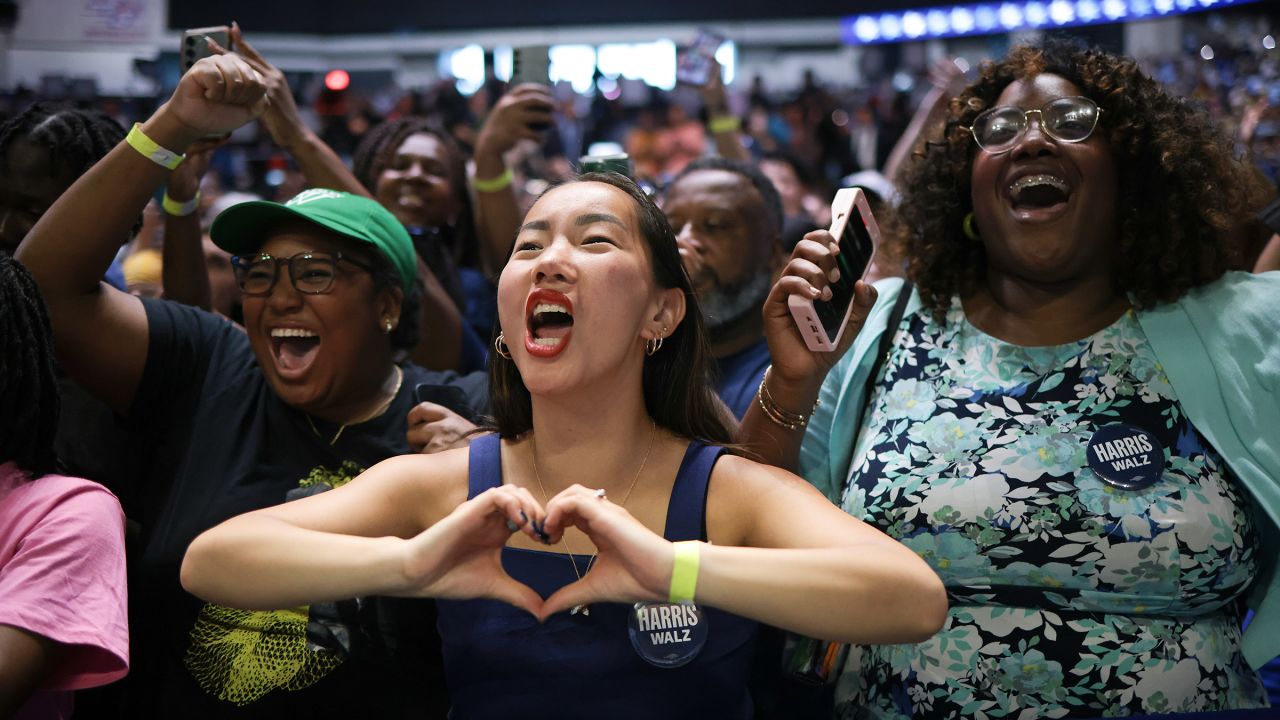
[842,0,1261,45]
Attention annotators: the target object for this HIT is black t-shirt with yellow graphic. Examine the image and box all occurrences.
[119,298,487,718]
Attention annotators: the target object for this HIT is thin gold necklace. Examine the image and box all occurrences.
[530,420,657,616]
[305,365,404,446]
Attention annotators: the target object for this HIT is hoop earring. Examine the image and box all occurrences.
[962,212,981,242]
[645,326,668,356]
[494,332,512,360]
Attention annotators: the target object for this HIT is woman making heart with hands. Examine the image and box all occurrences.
[181,173,946,718]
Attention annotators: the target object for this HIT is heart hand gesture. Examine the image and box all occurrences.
[539,485,675,619]
[400,485,547,616]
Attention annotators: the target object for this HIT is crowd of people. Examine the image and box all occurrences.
[1,18,1279,720]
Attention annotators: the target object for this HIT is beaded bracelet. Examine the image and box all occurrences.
[757,366,820,431]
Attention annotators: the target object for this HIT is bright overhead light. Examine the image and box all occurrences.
[855,16,880,42]
[1264,35,1276,50]
[999,3,1024,28]
[841,0,1255,46]
[1200,44,1214,60]
[902,11,927,37]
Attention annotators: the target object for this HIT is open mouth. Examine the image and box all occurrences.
[1007,174,1071,215]
[396,187,425,210]
[269,327,321,376]
[524,289,574,358]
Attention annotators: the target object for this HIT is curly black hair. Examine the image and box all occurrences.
[898,39,1275,317]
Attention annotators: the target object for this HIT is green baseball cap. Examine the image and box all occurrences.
[210,188,416,293]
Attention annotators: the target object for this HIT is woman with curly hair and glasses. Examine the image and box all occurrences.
[742,39,1279,717]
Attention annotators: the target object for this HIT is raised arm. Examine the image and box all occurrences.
[699,59,750,163]
[222,24,369,197]
[736,230,877,470]
[882,58,966,186]
[471,84,554,277]
[159,141,220,311]
[15,55,267,413]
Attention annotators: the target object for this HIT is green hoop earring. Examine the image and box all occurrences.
[962,212,981,242]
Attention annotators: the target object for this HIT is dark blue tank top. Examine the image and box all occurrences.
[436,434,758,719]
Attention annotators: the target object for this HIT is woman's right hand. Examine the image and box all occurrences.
[156,54,269,147]
[399,485,547,615]
[475,84,555,159]
[762,230,878,389]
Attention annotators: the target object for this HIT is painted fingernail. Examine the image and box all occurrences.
[520,510,529,525]
[828,267,841,283]
[505,519,520,532]
[822,286,833,301]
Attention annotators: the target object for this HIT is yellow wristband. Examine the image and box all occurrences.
[126,123,184,170]
[708,115,741,134]
[472,168,514,193]
[162,191,200,217]
[668,541,700,605]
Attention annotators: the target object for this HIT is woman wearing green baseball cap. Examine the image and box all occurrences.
[16,54,482,717]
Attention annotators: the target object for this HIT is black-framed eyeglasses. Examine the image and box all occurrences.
[230,252,377,296]
[965,96,1103,155]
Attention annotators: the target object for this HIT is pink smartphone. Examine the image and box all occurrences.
[787,188,880,353]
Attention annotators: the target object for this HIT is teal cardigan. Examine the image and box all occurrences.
[798,272,1280,669]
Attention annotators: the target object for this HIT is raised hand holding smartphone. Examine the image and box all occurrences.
[787,188,880,352]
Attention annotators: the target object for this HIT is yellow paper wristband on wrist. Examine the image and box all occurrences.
[669,541,700,605]
[126,123,184,170]
[162,191,201,217]
[708,115,742,134]
[472,168,515,193]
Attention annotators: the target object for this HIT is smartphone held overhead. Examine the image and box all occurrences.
[676,29,725,87]
[788,188,880,353]
[180,26,233,74]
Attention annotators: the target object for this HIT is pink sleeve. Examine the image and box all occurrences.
[0,478,129,690]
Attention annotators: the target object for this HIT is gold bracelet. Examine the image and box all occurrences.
[472,167,514,193]
[126,123,184,170]
[757,366,819,431]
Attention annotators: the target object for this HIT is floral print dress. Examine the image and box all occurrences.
[835,300,1267,719]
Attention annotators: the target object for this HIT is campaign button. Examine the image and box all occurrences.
[627,601,708,668]
[1085,423,1165,491]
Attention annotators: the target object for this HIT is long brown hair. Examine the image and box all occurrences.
[488,172,735,445]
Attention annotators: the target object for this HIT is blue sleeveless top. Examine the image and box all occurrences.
[436,434,759,719]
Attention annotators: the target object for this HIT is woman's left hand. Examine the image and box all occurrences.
[538,485,673,618]
[406,403,478,454]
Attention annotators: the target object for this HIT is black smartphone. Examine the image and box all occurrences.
[414,383,473,418]
[787,188,880,352]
